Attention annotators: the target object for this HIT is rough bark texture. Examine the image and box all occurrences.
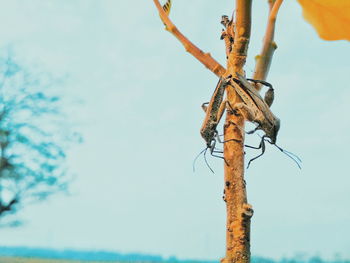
[221,1,253,263]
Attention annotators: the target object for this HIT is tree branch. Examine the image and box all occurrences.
[226,0,252,75]
[253,0,284,85]
[223,1,252,263]
[0,198,18,216]
[153,0,226,77]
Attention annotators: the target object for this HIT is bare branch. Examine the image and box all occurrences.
[222,1,252,263]
[253,0,284,85]
[153,0,226,77]
[226,0,252,76]
[0,198,18,216]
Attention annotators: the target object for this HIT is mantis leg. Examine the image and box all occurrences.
[201,102,209,112]
[210,139,229,166]
[220,137,241,144]
[246,78,274,107]
[215,128,241,145]
[263,88,274,108]
[232,102,258,123]
[225,100,235,114]
[215,99,227,122]
[246,126,260,135]
[246,78,273,90]
[246,136,266,168]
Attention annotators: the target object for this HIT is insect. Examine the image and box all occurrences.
[193,76,241,173]
[159,0,171,25]
[229,73,301,168]
[162,0,171,15]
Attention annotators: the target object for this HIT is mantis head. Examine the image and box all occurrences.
[265,118,280,144]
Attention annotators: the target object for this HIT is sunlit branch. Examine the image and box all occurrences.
[222,1,252,263]
[253,0,284,85]
[153,0,226,77]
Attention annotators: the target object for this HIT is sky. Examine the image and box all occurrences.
[0,0,349,261]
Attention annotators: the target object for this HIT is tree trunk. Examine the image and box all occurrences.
[153,1,284,261]
[222,1,253,263]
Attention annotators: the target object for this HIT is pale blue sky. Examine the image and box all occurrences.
[0,0,349,261]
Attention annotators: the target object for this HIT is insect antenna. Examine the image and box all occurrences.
[246,137,266,169]
[203,148,215,174]
[275,144,302,163]
[192,147,216,173]
[192,148,207,172]
[267,140,302,169]
[213,145,223,152]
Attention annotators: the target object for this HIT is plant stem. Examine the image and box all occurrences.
[153,0,226,77]
[253,0,284,85]
[222,1,253,262]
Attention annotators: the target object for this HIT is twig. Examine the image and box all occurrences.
[253,0,284,86]
[153,0,226,77]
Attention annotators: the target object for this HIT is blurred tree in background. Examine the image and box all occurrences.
[0,51,81,225]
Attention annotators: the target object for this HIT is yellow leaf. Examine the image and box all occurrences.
[297,0,350,41]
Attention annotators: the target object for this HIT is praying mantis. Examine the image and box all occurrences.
[154,0,300,170]
[195,76,241,173]
[198,73,301,170]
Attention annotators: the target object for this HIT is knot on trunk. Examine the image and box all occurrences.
[241,203,254,218]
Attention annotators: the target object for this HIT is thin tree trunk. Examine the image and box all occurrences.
[153,1,284,262]
[222,1,253,263]
[222,1,283,262]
